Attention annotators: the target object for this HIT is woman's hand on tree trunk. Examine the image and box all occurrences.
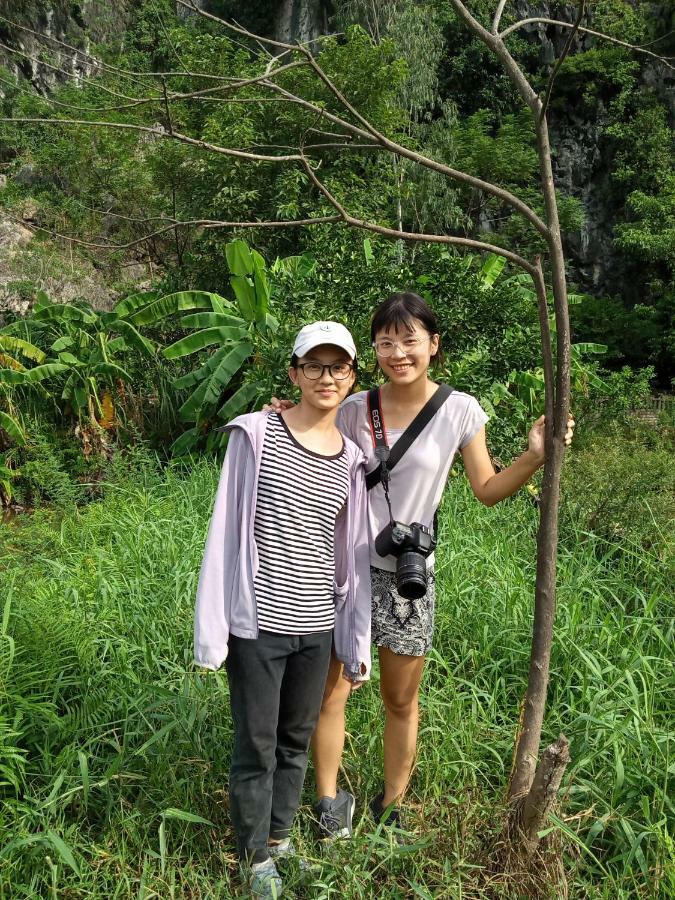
[527,414,575,464]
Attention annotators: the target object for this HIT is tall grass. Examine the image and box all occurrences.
[0,460,672,898]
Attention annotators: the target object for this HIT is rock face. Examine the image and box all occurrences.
[510,2,674,299]
[273,0,331,44]
[0,0,131,96]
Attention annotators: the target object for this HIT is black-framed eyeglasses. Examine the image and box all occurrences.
[296,362,355,381]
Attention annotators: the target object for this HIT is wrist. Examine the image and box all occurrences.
[523,448,545,469]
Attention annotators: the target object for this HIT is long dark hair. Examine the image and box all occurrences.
[370,292,443,364]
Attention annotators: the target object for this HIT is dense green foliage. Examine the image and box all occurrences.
[1,463,672,897]
[0,0,672,380]
[0,3,673,895]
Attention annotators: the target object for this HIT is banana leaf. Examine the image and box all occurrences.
[0,411,26,445]
[178,377,211,423]
[113,320,156,357]
[0,336,46,363]
[173,346,228,391]
[113,291,157,318]
[51,335,74,352]
[91,362,133,382]
[130,291,230,326]
[226,240,254,276]
[163,327,246,359]
[480,253,506,289]
[202,342,253,407]
[179,313,246,329]
[230,276,256,321]
[170,427,200,456]
[32,304,96,324]
[216,382,259,422]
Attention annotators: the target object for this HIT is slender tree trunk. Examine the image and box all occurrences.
[509,112,571,806]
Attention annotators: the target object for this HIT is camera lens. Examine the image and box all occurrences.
[396,551,427,600]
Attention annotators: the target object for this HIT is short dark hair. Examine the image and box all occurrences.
[370,292,443,364]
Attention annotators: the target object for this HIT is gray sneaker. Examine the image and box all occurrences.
[268,839,320,876]
[240,856,283,898]
[313,788,355,840]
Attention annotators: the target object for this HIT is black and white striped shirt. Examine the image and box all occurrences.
[253,413,350,634]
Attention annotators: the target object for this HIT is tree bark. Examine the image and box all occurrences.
[520,734,571,855]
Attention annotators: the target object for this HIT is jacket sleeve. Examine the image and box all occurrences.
[193,429,247,670]
[334,456,372,681]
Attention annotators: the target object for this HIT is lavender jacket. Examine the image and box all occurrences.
[194,411,372,681]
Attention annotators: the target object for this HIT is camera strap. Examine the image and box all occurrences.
[365,383,454,498]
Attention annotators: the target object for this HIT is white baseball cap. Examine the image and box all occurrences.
[292,321,357,360]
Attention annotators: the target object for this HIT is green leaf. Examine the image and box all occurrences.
[0,411,25,444]
[480,253,506,289]
[23,363,69,383]
[163,327,246,360]
[253,268,271,320]
[51,335,73,352]
[216,382,259,421]
[0,336,45,363]
[363,238,374,265]
[0,368,26,385]
[35,290,51,309]
[271,253,316,278]
[113,291,157,318]
[32,304,96,324]
[170,427,200,456]
[230,276,256,321]
[161,808,216,827]
[202,342,253,406]
[58,352,81,366]
[91,362,132,382]
[46,830,80,875]
[179,313,246,329]
[111,319,155,357]
[130,292,227,326]
[173,347,229,391]
[178,378,211,423]
[225,239,254,276]
[571,342,608,356]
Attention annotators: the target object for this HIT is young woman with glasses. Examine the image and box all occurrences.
[269,292,574,840]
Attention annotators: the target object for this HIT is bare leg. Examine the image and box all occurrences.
[378,646,426,807]
[311,652,351,798]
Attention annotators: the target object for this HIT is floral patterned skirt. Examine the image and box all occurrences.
[370,566,435,657]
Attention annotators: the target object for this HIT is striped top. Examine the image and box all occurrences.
[253,413,350,634]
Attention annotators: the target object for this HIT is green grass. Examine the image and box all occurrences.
[0,459,672,898]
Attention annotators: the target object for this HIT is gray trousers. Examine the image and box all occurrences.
[225,629,333,863]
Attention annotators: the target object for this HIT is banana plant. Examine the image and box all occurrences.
[0,294,156,435]
[121,239,279,455]
[0,334,48,445]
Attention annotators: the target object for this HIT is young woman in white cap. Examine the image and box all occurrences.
[194,322,372,897]
[269,292,574,842]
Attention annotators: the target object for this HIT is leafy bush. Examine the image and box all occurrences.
[561,422,674,571]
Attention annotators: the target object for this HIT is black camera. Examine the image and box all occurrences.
[374,521,436,600]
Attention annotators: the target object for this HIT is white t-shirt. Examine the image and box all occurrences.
[336,388,489,572]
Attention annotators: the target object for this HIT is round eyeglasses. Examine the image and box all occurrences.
[372,335,430,357]
[296,362,355,381]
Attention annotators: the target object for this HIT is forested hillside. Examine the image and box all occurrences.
[0,0,673,381]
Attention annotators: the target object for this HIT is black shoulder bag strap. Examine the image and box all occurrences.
[365,383,454,492]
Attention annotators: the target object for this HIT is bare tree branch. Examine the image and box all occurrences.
[500,18,675,68]
[492,0,509,35]
[0,117,303,163]
[299,154,538,274]
[539,1,586,123]
[8,214,343,251]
